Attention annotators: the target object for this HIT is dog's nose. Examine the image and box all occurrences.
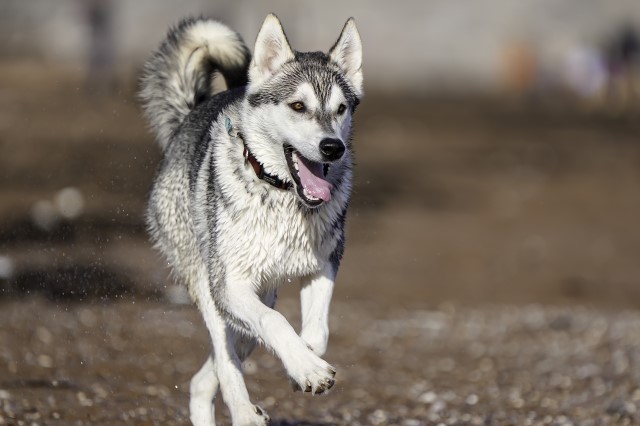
[319,138,345,161]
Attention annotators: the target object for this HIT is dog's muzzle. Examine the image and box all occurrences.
[284,146,334,208]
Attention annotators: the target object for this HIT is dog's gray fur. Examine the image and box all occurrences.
[140,14,363,426]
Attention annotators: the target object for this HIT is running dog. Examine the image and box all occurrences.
[140,13,363,425]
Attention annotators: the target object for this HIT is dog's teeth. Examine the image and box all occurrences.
[302,188,319,201]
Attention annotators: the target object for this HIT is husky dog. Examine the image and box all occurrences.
[140,13,362,426]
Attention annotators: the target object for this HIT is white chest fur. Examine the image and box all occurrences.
[215,187,339,286]
[194,119,347,288]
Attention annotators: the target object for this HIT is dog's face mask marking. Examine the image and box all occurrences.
[247,15,363,208]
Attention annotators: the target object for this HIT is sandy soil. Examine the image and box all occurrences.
[2,299,640,425]
[1,63,640,424]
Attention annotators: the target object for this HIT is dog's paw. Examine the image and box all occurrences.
[285,350,336,395]
[233,404,270,426]
[289,372,335,394]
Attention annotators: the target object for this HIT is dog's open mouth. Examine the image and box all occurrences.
[284,146,332,207]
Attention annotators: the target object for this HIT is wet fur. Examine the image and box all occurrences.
[140,14,362,426]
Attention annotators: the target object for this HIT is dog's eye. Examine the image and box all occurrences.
[337,104,347,115]
[289,102,306,113]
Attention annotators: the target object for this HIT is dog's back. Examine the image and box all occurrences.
[140,18,250,303]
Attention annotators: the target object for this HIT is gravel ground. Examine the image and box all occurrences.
[1,65,640,425]
[1,297,640,425]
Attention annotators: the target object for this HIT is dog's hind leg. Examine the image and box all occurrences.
[196,284,269,425]
[212,317,269,425]
[189,353,219,426]
[216,289,276,425]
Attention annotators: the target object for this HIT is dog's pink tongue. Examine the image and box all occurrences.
[297,154,332,201]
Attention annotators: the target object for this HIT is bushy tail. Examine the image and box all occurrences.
[140,17,250,151]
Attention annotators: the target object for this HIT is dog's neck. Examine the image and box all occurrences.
[225,117,292,191]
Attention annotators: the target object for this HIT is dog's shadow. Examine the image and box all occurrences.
[270,420,337,426]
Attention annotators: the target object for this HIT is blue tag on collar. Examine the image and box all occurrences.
[225,117,233,136]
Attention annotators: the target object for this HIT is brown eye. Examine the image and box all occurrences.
[337,104,347,115]
[290,101,306,112]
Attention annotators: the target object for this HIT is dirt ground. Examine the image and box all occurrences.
[1,63,640,425]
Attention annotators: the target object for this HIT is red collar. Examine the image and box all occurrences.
[241,138,292,190]
[226,117,291,190]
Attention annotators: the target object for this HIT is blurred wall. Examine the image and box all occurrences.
[1,0,639,93]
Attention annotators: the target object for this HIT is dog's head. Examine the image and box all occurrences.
[243,14,363,208]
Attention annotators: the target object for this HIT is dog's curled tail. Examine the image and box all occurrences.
[140,17,250,151]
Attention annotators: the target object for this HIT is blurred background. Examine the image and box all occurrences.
[2,1,640,424]
[1,0,639,308]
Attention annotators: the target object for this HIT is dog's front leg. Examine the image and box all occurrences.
[299,263,335,357]
[196,279,268,426]
[224,272,336,394]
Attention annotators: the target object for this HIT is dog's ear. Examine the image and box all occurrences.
[329,18,363,97]
[249,14,295,86]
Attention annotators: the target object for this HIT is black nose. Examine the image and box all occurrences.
[319,138,345,161]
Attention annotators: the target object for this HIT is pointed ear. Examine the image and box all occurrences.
[329,18,363,97]
[249,14,295,86]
